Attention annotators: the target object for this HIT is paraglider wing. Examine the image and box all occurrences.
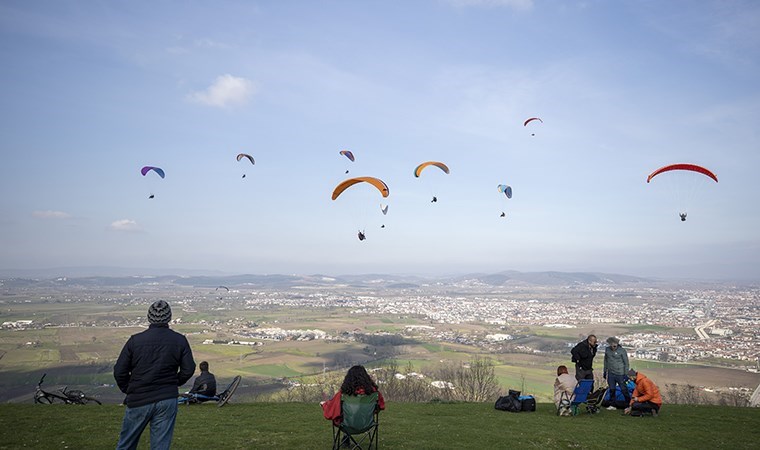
[216,286,230,292]
[141,166,165,178]
[332,177,389,200]
[236,153,255,164]
[339,150,355,162]
[414,161,450,178]
[498,184,513,199]
[646,164,718,183]
[523,117,543,127]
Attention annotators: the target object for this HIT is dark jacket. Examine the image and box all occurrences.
[189,370,217,397]
[114,323,196,408]
[571,339,598,371]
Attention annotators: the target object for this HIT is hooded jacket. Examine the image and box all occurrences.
[603,345,630,376]
[113,323,196,408]
[630,373,662,407]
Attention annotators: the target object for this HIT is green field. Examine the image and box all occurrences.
[1,403,757,449]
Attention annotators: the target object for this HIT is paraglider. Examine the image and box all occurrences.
[141,166,164,199]
[647,164,717,222]
[215,285,229,300]
[497,184,512,218]
[414,161,449,203]
[524,117,543,136]
[332,177,389,241]
[340,150,355,174]
[236,153,254,179]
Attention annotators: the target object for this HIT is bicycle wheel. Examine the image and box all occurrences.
[217,376,241,407]
[81,396,102,405]
[35,392,67,404]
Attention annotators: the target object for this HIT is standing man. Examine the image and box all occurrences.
[624,369,662,417]
[114,300,196,450]
[571,334,598,387]
[603,336,630,410]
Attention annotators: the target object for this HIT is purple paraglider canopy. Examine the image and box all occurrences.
[141,166,165,178]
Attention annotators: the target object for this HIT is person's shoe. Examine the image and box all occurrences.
[607,406,617,411]
[652,409,658,417]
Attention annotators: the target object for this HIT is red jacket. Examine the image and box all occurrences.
[322,387,385,425]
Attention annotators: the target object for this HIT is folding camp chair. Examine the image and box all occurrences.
[560,379,604,415]
[332,392,379,449]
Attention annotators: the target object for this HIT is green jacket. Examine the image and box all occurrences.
[603,346,629,376]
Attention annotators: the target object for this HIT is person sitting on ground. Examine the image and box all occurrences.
[624,369,662,417]
[188,361,217,397]
[321,365,385,426]
[554,365,577,415]
[603,336,630,410]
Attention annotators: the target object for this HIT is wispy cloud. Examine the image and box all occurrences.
[32,210,72,220]
[109,219,142,232]
[445,0,534,10]
[187,74,255,108]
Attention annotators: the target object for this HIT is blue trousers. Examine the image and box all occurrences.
[607,373,630,404]
[116,397,178,450]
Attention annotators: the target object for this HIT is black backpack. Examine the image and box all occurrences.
[494,390,522,412]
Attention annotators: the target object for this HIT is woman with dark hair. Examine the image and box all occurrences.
[321,365,385,425]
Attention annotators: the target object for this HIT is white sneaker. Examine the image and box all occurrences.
[606,406,617,410]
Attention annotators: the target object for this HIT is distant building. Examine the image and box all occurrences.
[750,383,760,407]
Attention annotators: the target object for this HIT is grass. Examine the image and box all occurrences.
[1,403,758,449]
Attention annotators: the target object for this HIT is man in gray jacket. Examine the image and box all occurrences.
[603,336,630,410]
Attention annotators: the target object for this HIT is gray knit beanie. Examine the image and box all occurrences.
[148,300,172,324]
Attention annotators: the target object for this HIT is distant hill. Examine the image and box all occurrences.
[1,270,653,289]
[449,270,650,286]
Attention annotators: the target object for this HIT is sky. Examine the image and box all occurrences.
[1,0,759,279]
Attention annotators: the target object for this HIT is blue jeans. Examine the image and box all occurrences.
[116,397,178,450]
[607,374,630,404]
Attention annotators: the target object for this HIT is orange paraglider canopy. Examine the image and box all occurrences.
[647,164,718,183]
[332,177,389,200]
[414,161,450,178]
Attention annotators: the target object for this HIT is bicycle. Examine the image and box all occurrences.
[34,373,102,405]
[178,375,242,407]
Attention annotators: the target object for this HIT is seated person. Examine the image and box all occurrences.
[188,361,217,397]
[624,369,662,416]
[554,365,577,413]
[322,365,385,425]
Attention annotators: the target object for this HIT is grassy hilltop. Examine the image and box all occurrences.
[1,403,758,449]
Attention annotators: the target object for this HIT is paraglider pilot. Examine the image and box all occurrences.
[679,213,687,222]
[357,230,366,241]
[500,212,506,218]
[431,196,437,203]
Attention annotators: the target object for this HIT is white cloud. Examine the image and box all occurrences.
[445,0,533,10]
[109,219,142,232]
[188,74,255,108]
[32,210,71,220]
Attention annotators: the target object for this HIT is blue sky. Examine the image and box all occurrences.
[1,0,759,279]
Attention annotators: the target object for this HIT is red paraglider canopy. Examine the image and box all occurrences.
[646,164,718,183]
